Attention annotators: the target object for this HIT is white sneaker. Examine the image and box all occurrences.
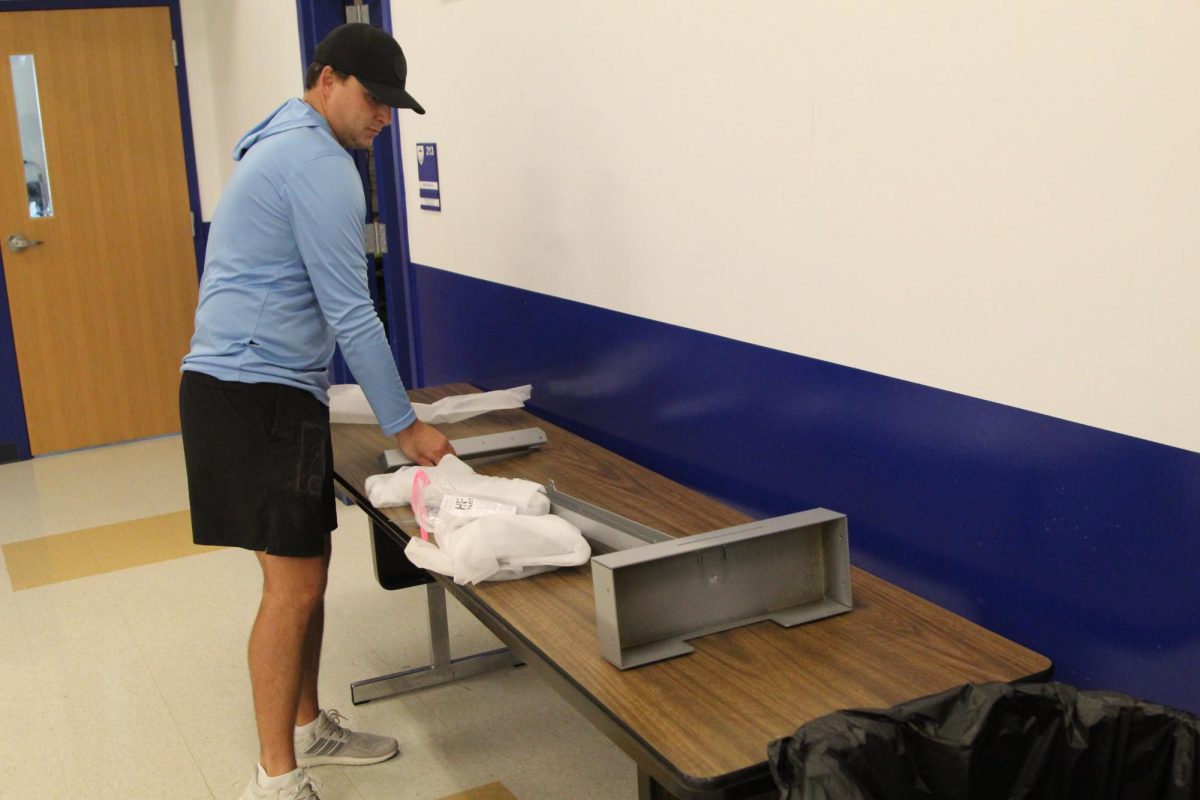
[295,709,399,767]
[238,767,319,800]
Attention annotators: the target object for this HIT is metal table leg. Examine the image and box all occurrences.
[351,581,522,704]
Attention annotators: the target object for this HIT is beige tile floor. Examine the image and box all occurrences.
[0,436,634,800]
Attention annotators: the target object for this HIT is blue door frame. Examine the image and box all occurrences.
[0,0,203,463]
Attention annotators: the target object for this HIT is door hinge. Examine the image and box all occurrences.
[172,39,179,67]
[190,211,195,238]
[345,3,369,24]
[364,221,387,256]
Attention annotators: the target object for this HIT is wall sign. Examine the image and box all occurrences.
[416,142,440,211]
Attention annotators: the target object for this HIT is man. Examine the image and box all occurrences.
[180,24,452,800]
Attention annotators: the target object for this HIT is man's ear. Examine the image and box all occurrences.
[318,65,342,97]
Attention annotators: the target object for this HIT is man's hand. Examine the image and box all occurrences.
[395,419,454,466]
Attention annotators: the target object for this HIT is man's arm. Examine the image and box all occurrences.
[288,153,453,463]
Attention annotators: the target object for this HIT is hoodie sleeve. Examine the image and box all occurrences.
[282,151,417,435]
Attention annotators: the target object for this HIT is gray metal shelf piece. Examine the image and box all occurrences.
[548,487,852,670]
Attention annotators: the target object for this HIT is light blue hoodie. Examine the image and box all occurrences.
[182,99,415,435]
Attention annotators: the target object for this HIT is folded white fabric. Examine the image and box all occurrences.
[329,384,532,425]
[364,454,550,515]
[404,514,591,585]
[415,385,532,424]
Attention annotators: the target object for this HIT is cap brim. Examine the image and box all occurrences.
[361,78,425,114]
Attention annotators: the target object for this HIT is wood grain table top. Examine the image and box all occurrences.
[331,384,1052,791]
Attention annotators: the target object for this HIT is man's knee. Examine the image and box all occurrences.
[259,553,329,611]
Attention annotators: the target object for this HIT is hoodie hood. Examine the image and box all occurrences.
[232,98,329,161]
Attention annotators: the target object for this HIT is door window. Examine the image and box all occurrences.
[9,54,53,218]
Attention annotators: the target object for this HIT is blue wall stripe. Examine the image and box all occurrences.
[412,262,1200,714]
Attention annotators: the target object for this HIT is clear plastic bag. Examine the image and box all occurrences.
[410,468,517,540]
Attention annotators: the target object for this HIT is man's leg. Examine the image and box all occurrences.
[295,540,332,729]
[250,549,329,777]
[290,533,397,769]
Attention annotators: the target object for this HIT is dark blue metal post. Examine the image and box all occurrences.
[295,0,416,389]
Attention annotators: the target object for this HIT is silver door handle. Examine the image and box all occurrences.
[6,233,43,253]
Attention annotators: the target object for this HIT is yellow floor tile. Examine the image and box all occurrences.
[2,531,100,590]
[438,782,519,800]
[3,510,220,590]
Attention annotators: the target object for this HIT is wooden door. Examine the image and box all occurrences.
[0,7,197,455]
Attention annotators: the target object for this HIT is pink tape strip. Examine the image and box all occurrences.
[411,468,431,541]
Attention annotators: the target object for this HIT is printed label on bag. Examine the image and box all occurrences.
[438,494,517,520]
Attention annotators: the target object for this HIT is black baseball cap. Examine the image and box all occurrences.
[313,23,425,114]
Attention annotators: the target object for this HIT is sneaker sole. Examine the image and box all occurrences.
[296,749,398,768]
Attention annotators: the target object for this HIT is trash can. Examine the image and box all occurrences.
[768,681,1200,800]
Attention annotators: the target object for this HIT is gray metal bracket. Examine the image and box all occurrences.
[379,427,547,472]
[546,480,670,553]
[351,582,522,704]
[547,486,853,671]
[591,507,853,669]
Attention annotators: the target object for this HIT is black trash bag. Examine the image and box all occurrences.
[768,682,1200,800]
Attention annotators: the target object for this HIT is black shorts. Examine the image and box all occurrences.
[179,371,337,557]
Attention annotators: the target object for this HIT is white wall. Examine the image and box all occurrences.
[392,0,1200,453]
[179,0,301,219]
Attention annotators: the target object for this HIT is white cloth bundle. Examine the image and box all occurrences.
[404,514,591,585]
[330,384,532,425]
[364,454,550,515]
[364,454,588,584]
